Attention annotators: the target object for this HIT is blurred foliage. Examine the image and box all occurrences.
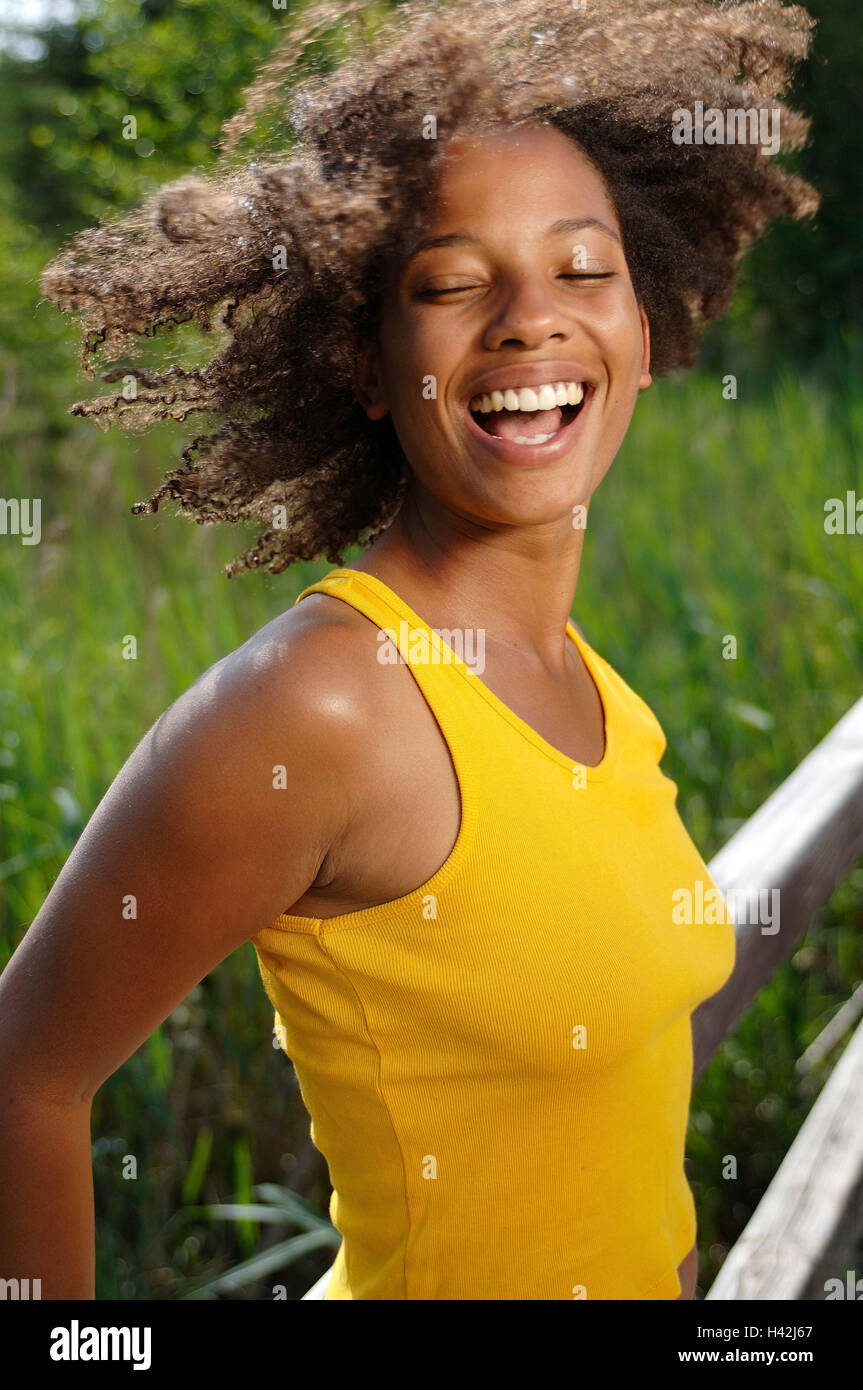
[0,0,861,1300]
[2,1,273,230]
[0,0,401,432]
[725,0,863,368]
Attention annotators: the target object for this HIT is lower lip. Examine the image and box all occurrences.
[464,389,593,466]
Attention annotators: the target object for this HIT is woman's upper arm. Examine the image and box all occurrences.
[0,613,366,1107]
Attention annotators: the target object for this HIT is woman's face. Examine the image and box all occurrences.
[356,123,651,529]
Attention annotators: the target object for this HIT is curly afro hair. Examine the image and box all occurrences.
[40,0,820,577]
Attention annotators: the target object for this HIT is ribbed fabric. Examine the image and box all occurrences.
[252,567,736,1300]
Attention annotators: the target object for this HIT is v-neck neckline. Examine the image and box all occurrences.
[315,567,620,783]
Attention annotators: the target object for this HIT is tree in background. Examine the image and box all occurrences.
[698,0,863,372]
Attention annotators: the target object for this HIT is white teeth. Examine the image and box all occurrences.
[470,380,586,414]
[512,432,555,445]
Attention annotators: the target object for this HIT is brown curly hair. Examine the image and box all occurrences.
[39,0,819,577]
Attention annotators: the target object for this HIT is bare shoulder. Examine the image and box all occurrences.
[135,582,457,923]
[184,588,458,916]
[225,589,461,918]
[159,589,388,733]
[143,588,402,786]
[53,592,406,945]
[138,588,424,859]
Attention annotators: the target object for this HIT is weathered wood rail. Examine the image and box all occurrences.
[693,693,863,1081]
[301,694,863,1300]
[705,1014,863,1300]
[700,693,863,1300]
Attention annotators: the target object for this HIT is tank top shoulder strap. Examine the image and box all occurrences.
[292,565,488,777]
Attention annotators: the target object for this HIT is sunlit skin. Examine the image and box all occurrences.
[353,123,697,1298]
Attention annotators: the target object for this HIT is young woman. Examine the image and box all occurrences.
[0,0,818,1299]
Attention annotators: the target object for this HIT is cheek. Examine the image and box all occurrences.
[381,313,456,417]
[604,294,647,371]
[587,321,645,410]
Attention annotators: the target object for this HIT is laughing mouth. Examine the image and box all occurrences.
[468,380,587,445]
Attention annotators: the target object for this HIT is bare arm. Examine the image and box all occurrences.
[0,609,367,1298]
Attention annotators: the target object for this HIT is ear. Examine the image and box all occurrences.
[353,337,390,421]
[638,303,652,390]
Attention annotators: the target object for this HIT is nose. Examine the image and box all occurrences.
[482,272,572,352]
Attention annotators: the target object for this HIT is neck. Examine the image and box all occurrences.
[352,482,589,672]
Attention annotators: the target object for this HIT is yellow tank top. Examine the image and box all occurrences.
[251,567,736,1300]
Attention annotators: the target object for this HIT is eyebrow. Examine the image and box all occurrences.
[404,216,621,262]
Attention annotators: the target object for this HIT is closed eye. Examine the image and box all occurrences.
[419,272,617,299]
[419,285,482,297]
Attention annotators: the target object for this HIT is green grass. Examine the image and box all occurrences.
[1,366,861,1297]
